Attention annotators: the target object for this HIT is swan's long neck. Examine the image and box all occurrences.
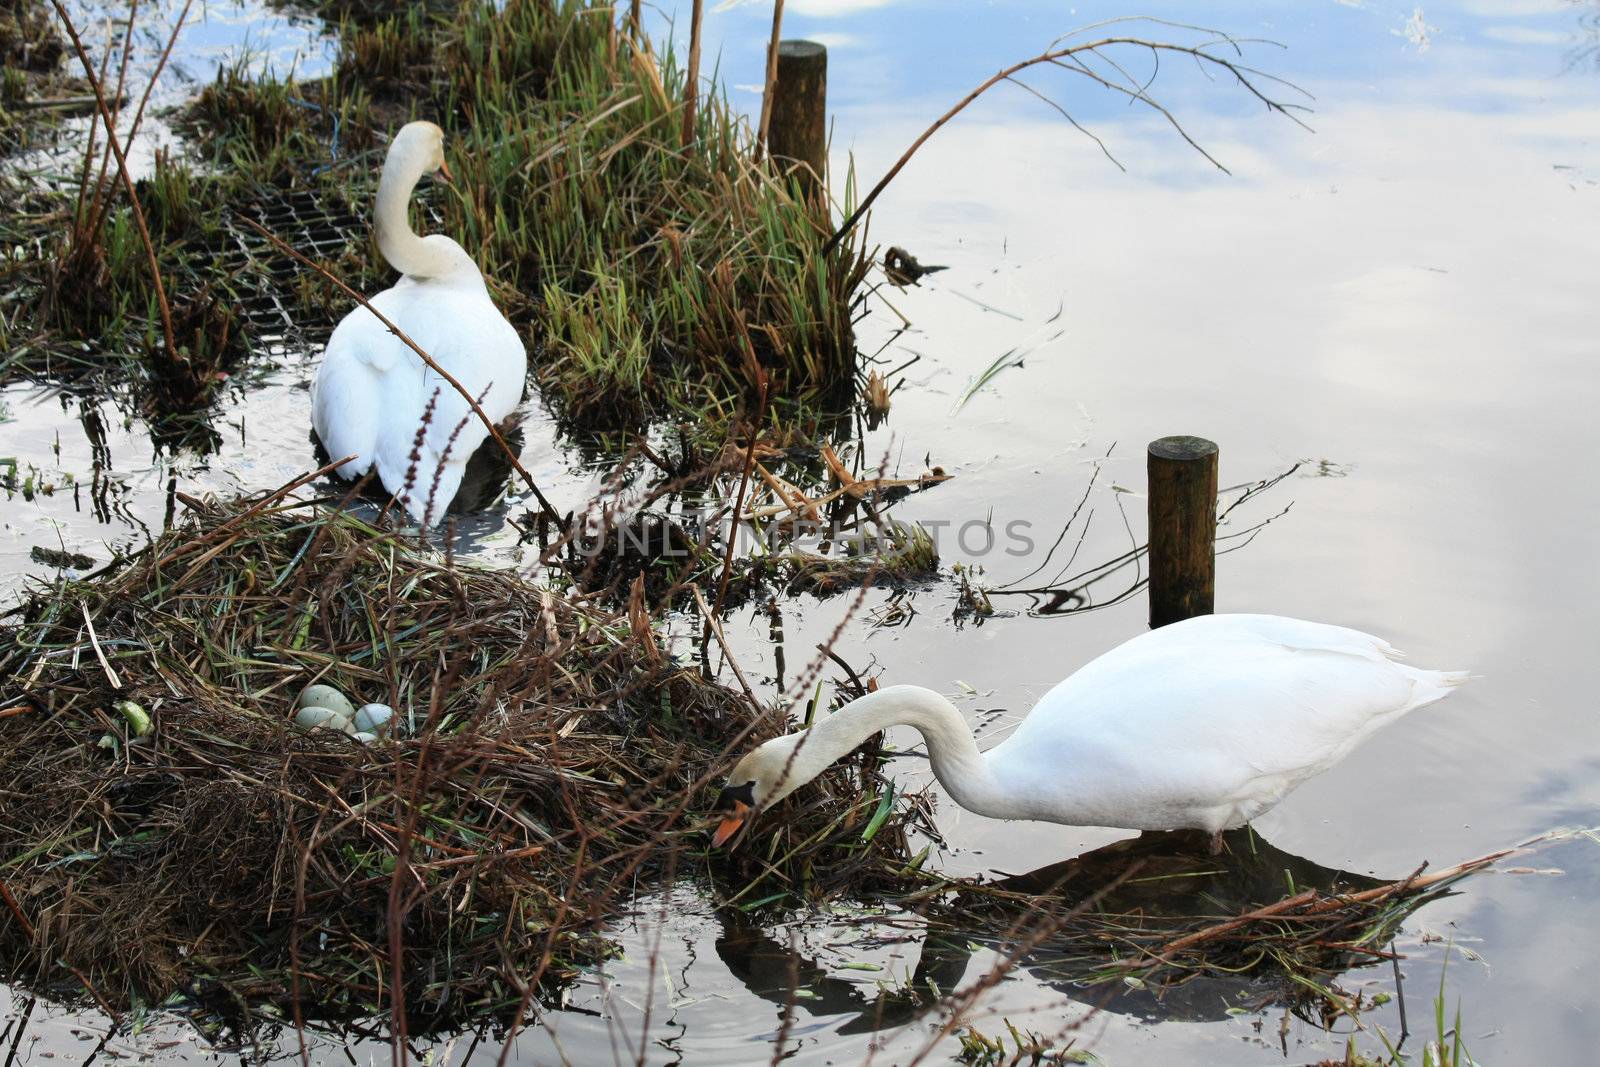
[780,686,1024,819]
[373,149,457,280]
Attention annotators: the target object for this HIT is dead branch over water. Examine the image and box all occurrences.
[827,17,1313,254]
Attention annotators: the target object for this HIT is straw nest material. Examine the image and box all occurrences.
[0,492,920,1025]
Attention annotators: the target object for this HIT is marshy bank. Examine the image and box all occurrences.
[1,0,870,446]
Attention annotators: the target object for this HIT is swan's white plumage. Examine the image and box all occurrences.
[719,614,1469,839]
[311,123,526,523]
[983,614,1468,831]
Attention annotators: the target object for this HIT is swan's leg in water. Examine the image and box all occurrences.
[1209,830,1224,855]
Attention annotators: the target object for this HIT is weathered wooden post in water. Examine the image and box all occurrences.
[767,40,827,203]
[1147,436,1218,628]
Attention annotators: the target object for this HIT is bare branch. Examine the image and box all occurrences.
[1004,75,1125,171]
[755,0,786,158]
[824,28,1313,255]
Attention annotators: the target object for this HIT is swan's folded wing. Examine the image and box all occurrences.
[312,314,399,479]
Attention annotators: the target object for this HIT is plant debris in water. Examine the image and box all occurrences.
[900,827,1513,1032]
[0,490,922,1025]
[0,0,83,153]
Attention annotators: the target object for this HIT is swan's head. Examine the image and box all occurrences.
[390,120,453,184]
[711,733,813,847]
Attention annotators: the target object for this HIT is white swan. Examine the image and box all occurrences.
[312,121,527,523]
[713,614,1469,850]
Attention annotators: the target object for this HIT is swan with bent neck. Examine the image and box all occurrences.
[713,614,1469,849]
[312,121,526,523]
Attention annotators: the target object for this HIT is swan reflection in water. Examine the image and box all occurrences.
[716,829,1410,1038]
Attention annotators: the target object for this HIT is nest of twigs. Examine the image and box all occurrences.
[0,491,922,1027]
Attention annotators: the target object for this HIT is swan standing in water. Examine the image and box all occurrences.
[312,121,526,523]
[713,614,1469,851]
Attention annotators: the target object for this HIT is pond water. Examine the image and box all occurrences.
[4,0,1600,1063]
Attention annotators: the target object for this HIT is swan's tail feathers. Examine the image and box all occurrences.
[402,453,468,526]
[372,445,466,526]
[1403,666,1473,712]
[419,459,468,526]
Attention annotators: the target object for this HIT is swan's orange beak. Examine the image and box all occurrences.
[711,801,750,848]
[437,159,455,186]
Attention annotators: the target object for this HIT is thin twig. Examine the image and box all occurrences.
[680,0,705,148]
[86,0,195,244]
[824,28,1310,254]
[0,877,36,940]
[712,372,769,620]
[755,0,786,159]
[691,584,759,708]
[904,860,1148,1067]
[68,17,113,230]
[82,0,138,238]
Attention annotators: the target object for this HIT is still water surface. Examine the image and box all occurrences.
[3,0,1599,1062]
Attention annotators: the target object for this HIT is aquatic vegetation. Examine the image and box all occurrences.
[0,0,76,152]
[783,517,939,595]
[336,7,435,91]
[0,8,251,433]
[2,0,866,446]
[957,1023,1092,1066]
[177,0,869,433]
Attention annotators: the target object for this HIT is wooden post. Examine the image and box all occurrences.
[1147,436,1217,628]
[767,40,827,203]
